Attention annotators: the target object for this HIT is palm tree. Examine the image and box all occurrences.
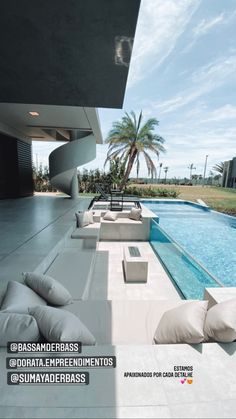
[158,162,163,183]
[212,162,224,174]
[188,163,196,180]
[163,166,169,183]
[105,111,166,190]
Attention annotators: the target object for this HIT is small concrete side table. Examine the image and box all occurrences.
[123,246,148,283]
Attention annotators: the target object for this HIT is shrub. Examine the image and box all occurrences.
[125,186,180,198]
[124,186,142,196]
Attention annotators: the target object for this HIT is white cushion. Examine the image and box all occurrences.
[129,207,142,221]
[0,312,40,346]
[103,211,117,221]
[23,272,73,306]
[75,211,94,227]
[1,281,47,314]
[153,301,208,344]
[204,298,236,342]
[29,306,96,345]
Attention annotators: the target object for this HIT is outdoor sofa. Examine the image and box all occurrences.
[71,208,153,242]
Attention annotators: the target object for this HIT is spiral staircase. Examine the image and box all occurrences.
[49,132,96,198]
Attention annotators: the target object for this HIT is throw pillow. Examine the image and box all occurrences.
[75,211,94,227]
[153,301,208,344]
[29,306,96,345]
[23,272,73,306]
[204,298,236,342]
[1,281,47,314]
[103,211,117,221]
[0,312,40,346]
[129,207,142,221]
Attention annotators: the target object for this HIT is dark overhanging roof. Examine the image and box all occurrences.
[0,0,141,109]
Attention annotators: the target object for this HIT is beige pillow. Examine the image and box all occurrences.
[204,298,236,342]
[103,211,117,221]
[29,306,96,345]
[23,272,72,306]
[75,211,94,227]
[129,207,142,221]
[153,301,208,344]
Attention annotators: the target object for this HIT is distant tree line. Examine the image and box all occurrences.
[33,164,57,192]
[33,163,222,194]
[32,158,125,193]
[77,158,125,193]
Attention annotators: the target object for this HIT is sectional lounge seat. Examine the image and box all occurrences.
[99,208,152,241]
[45,248,96,300]
[62,299,188,345]
[71,206,155,242]
[71,223,101,248]
[100,216,149,241]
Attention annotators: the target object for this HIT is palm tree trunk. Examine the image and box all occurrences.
[120,148,137,190]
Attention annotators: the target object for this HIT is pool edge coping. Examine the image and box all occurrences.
[141,198,236,220]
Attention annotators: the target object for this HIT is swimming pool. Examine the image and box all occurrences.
[144,200,236,298]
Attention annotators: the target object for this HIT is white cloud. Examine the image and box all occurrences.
[202,104,236,122]
[153,54,236,114]
[156,129,236,177]
[193,14,225,37]
[183,10,236,53]
[191,54,236,83]
[127,0,200,87]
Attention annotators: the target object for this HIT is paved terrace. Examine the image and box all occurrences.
[0,194,181,302]
[0,194,90,301]
[90,241,181,300]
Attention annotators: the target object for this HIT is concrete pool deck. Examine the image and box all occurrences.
[89,241,181,300]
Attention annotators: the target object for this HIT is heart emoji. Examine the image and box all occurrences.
[187,379,193,384]
[180,379,186,384]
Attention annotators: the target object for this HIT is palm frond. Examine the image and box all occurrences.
[104,146,128,167]
[212,162,224,174]
[105,110,165,186]
[137,111,143,133]
[107,143,130,153]
[143,151,157,178]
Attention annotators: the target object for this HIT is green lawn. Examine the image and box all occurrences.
[78,192,98,197]
[130,184,236,216]
[78,185,236,216]
[178,186,236,215]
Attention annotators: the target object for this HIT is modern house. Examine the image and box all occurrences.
[0,0,140,199]
[222,157,236,188]
[1,2,236,419]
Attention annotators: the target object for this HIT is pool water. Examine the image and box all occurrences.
[150,221,220,299]
[144,201,236,288]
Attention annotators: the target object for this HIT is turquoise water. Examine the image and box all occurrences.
[150,220,220,299]
[144,201,236,291]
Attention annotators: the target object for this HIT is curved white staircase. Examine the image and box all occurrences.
[49,133,96,198]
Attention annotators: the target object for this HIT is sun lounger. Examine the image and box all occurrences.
[95,184,141,208]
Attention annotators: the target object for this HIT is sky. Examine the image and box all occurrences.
[33,0,236,179]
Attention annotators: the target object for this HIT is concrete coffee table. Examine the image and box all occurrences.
[123,246,148,283]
